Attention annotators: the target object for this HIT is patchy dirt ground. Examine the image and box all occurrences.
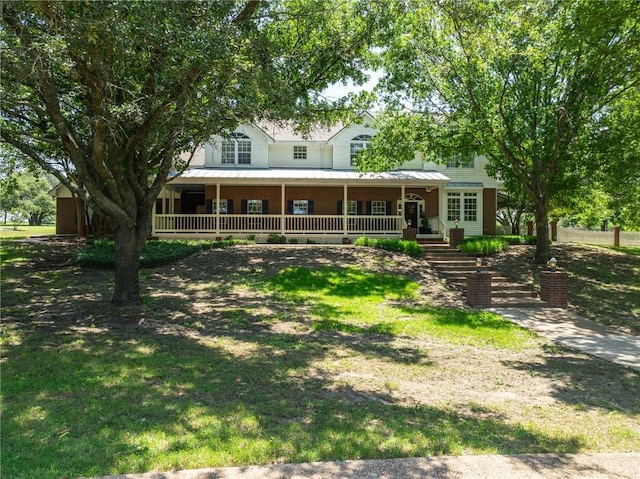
[3,241,639,455]
[487,244,640,334]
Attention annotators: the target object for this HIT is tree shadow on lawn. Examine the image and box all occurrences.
[2,244,629,477]
[502,347,640,415]
[3,263,582,478]
[491,244,640,334]
[2,324,583,479]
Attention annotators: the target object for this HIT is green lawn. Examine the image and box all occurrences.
[0,224,55,240]
[2,242,638,479]
[264,266,538,350]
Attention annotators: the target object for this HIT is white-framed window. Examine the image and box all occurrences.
[464,193,477,221]
[222,133,251,165]
[212,199,228,214]
[293,145,307,160]
[350,135,371,166]
[447,193,461,222]
[247,199,263,214]
[371,200,386,215]
[293,200,308,215]
[446,154,474,168]
[347,200,358,215]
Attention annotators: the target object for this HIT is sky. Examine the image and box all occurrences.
[321,69,383,102]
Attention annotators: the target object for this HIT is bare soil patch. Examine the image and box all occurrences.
[2,242,639,476]
[487,244,640,334]
[5,243,638,411]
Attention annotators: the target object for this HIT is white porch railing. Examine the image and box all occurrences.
[153,214,404,235]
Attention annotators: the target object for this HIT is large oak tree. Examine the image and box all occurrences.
[359,0,639,263]
[1,0,384,305]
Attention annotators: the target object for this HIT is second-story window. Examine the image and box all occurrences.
[293,145,307,160]
[350,135,371,166]
[446,154,474,168]
[222,133,251,165]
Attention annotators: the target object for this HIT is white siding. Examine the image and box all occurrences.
[398,155,423,170]
[204,125,270,168]
[268,143,332,169]
[330,122,377,170]
[425,155,500,188]
[440,188,485,236]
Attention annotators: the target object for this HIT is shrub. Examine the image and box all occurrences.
[500,235,526,245]
[458,237,510,255]
[354,237,422,257]
[74,238,253,268]
[267,234,286,244]
[458,235,539,255]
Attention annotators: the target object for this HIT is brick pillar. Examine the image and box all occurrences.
[466,272,492,308]
[539,271,568,308]
[614,227,620,247]
[550,221,558,241]
[526,221,534,236]
[403,228,417,241]
[449,228,465,248]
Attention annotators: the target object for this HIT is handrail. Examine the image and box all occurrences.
[439,219,447,241]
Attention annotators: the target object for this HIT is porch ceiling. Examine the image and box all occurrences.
[170,168,450,186]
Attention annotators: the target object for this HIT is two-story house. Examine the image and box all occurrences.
[54,113,500,241]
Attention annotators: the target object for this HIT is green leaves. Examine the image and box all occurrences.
[366,0,640,260]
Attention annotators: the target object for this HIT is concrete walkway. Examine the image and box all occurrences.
[90,453,640,479]
[490,307,640,370]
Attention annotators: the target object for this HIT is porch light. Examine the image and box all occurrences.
[547,257,557,270]
[475,257,482,272]
[454,220,459,228]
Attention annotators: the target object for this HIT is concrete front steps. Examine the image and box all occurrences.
[422,243,547,307]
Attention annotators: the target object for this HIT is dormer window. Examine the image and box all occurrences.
[446,154,474,168]
[350,135,371,166]
[222,133,251,165]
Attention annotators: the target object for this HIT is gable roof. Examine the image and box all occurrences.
[255,111,374,143]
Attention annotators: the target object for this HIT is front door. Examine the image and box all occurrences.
[404,201,418,228]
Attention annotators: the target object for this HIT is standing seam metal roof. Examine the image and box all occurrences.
[173,168,450,183]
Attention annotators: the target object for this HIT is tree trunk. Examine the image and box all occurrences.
[534,203,550,264]
[111,208,153,306]
[73,195,86,238]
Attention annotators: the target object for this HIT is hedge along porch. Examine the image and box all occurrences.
[152,168,497,242]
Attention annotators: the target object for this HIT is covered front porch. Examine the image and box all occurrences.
[152,169,450,242]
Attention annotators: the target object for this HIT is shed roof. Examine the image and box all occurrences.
[170,168,450,185]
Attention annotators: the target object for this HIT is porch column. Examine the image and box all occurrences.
[401,184,406,230]
[343,184,348,236]
[163,187,167,214]
[281,184,286,235]
[440,189,446,238]
[215,183,220,236]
